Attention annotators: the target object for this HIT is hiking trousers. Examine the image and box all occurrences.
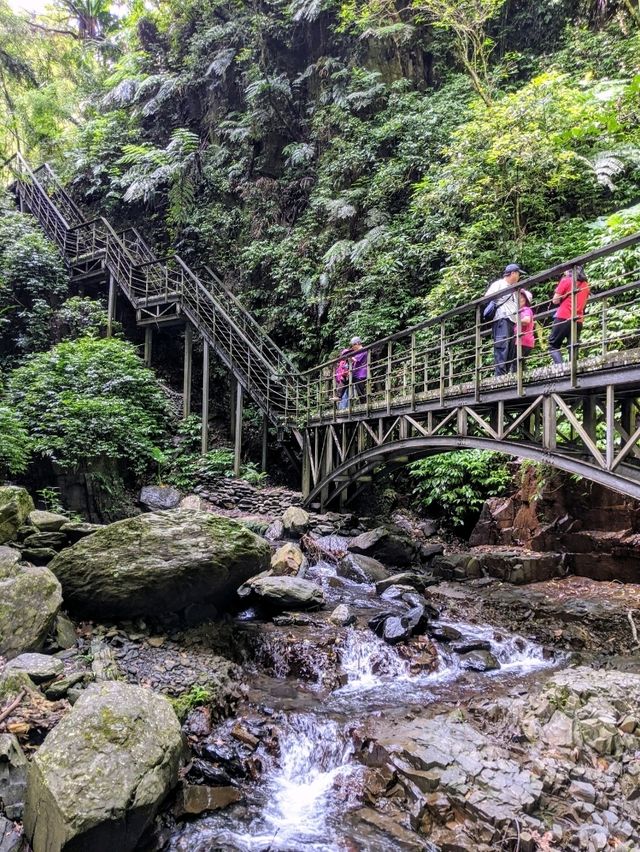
[492,318,515,376]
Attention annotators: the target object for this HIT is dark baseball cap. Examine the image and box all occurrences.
[504,263,527,275]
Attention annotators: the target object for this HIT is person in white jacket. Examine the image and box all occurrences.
[484,263,526,376]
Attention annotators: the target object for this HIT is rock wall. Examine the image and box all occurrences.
[191,478,302,517]
[470,467,640,582]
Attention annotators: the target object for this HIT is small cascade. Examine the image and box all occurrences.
[169,715,357,852]
[337,627,410,690]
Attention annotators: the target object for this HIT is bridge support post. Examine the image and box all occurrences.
[107,273,117,338]
[261,413,268,472]
[144,327,153,367]
[230,381,237,440]
[182,324,193,419]
[543,395,556,451]
[201,340,210,455]
[320,428,333,510]
[234,381,243,477]
[301,431,311,499]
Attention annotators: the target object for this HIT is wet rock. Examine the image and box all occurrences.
[271,612,315,626]
[402,606,431,636]
[27,511,69,533]
[186,759,233,787]
[0,559,62,660]
[174,784,242,816]
[0,735,27,820]
[239,575,324,610]
[281,506,310,536]
[270,542,306,576]
[459,650,500,672]
[4,654,64,682]
[426,624,462,642]
[24,681,182,852]
[382,616,409,645]
[380,583,417,602]
[338,553,389,583]
[49,511,270,617]
[265,519,284,541]
[451,639,492,654]
[375,572,437,595]
[20,548,57,566]
[329,604,356,627]
[0,817,25,852]
[347,527,417,567]
[201,743,246,778]
[139,485,182,511]
[0,488,34,546]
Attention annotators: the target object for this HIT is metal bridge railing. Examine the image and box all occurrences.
[6,152,640,434]
[6,153,296,425]
[290,233,640,426]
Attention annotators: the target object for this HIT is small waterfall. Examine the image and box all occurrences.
[169,715,357,852]
[337,627,410,691]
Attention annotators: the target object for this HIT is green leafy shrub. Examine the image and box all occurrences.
[0,404,32,477]
[409,450,512,530]
[8,336,169,475]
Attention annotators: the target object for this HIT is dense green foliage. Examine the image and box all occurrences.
[7,337,169,474]
[1,0,639,519]
[410,451,512,528]
[0,405,31,477]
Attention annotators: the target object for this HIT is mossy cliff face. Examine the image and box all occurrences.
[0,549,62,660]
[23,681,182,852]
[0,486,35,545]
[48,510,271,617]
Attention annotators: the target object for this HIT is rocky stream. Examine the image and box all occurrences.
[2,483,640,852]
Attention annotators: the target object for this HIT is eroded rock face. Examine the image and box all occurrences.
[24,681,182,852]
[0,560,62,660]
[48,510,270,617]
[359,714,543,849]
[0,488,34,546]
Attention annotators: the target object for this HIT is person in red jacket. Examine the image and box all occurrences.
[549,266,590,365]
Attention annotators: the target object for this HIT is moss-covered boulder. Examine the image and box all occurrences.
[24,681,182,852]
[48,510,270,618]
[0,487,35,545]
[0,558,62,661]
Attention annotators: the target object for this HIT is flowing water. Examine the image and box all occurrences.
[162,545,562,851]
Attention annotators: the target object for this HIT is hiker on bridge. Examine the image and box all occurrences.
[484,263,526,376]
[334,347,351,409]
[349,336,369,401]
[549,266,590,365]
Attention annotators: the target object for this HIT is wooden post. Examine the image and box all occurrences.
[543,395,557,451]
[201,340,210,455]
[144,327,153,366]
[301,431,311,499]
[261,412,268,472]
[107,273,117,338]
[234,380,243,477]
[182,324,193,419]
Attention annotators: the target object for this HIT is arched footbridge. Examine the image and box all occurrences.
[6,154,640,509]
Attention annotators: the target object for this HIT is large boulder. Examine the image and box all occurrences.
[24,681,182,852]
[48,510,270,618]
[270,543,306,576]
[347,527,418,567]
[0,558,62,661]
[238,575,324,610]
[27,511,69,533]
[138,485,182,511]
[0,488,34,545]
[281,506,310,536]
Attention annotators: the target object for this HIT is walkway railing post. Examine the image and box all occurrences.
[439,321,445,407]
[201,340,210,455]
[261,412,268,472]
[601,299,608,357]
[515,290,523,396]
[410,333,416,408]
[474,306,481,402]
[107,272,116,338]
[386,341,392,415]
[570,265,578,388]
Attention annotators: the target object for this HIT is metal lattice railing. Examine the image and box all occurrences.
[7,153,298,425]
[6,153,640,433]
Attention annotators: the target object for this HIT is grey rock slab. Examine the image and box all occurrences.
[281,506,310,536]
[338,554,389,584]
[23,681,182,852]
[58,521,103,543]
[5,654,64,682]
[0,560,62,660]
[239,575,324,610]
[375,572,437,595]
[48,510,270,617]
[27,512,69,533]
[53,614,77,650]
[329,604,355,627]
